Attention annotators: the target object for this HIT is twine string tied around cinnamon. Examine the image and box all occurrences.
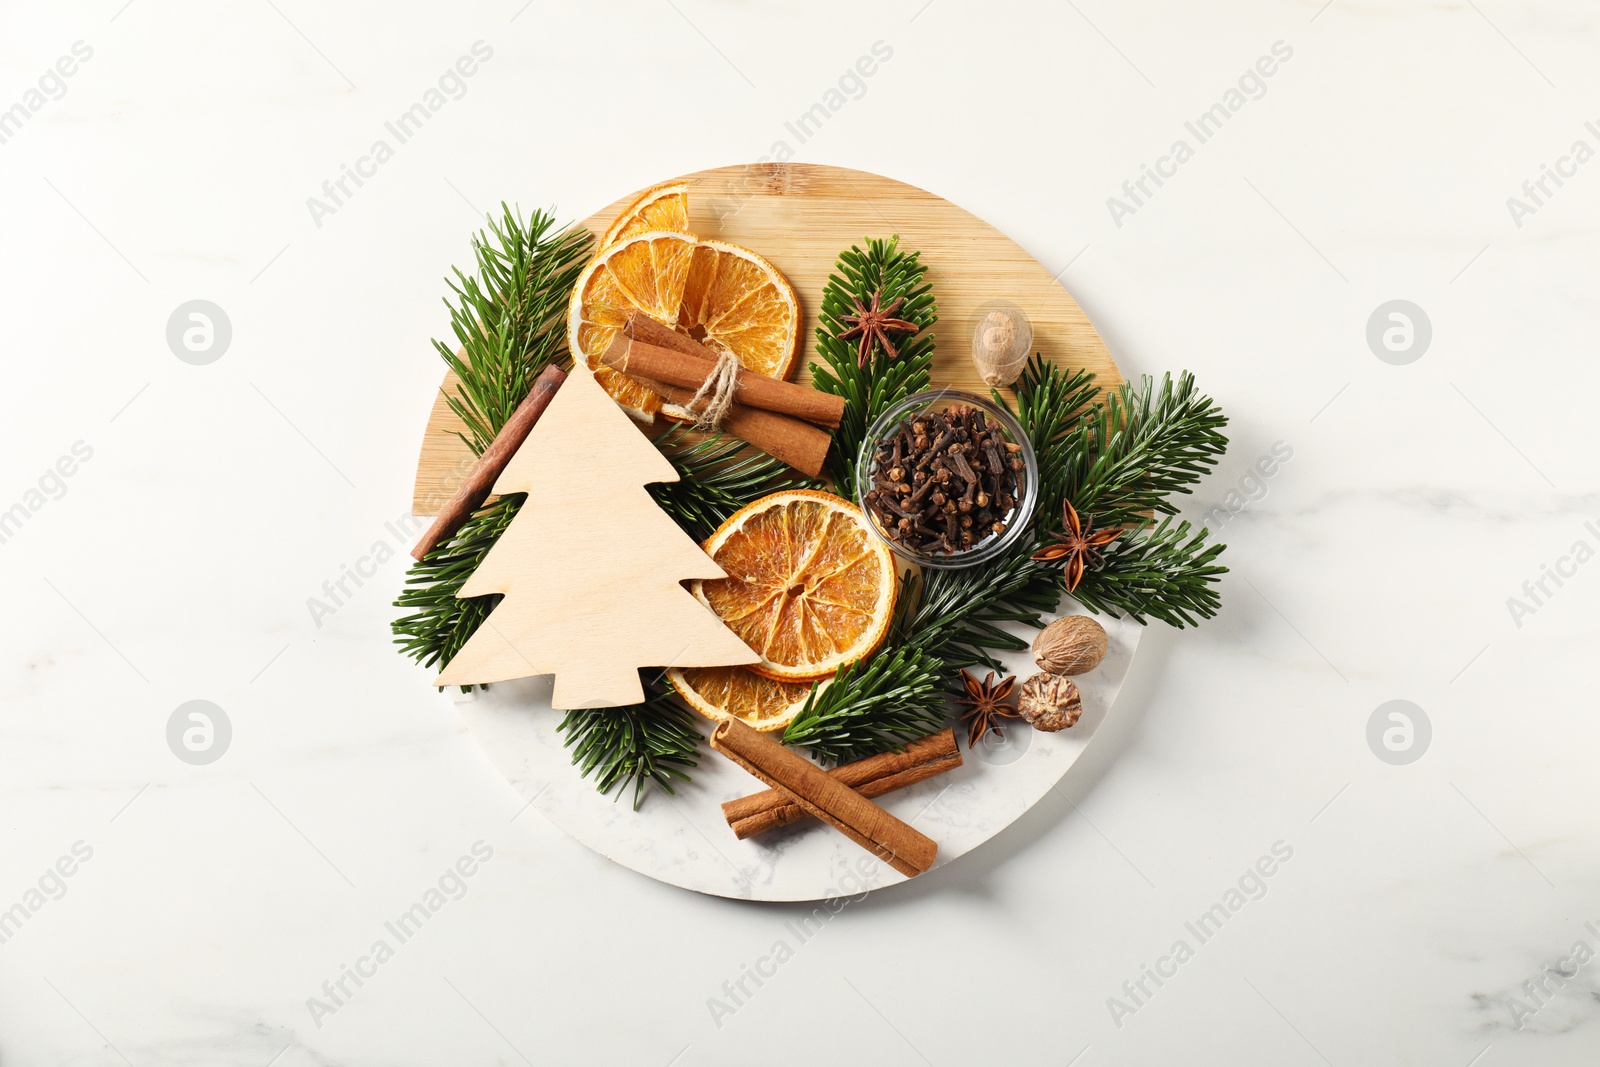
[684,343,741,431]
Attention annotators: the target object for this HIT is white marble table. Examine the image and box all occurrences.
[3,2,1598,1064]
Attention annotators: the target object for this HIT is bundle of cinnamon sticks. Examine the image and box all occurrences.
[711,723,964,878]
[600,313,845,478]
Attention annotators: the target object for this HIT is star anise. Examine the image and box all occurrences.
[837,290,921,368]
[1031,500,1119,592]
[955,669,1019,748]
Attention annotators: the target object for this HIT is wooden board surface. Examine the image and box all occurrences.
[412,163,1122,514]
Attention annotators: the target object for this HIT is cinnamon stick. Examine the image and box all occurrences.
[601,335,845,429]
[624,312,715,357]
[723,728,961,839]
[641,378,832,478]
[709,719,938,877]
[410,364,565,560]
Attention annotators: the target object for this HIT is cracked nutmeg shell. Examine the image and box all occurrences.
[1031,615,1108,675]
[1018,672,1082,731]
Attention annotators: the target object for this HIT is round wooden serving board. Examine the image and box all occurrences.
[411,162,1122,512]
[412,163,1139,901]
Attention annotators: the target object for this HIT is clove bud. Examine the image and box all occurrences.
[863,404,1023,557]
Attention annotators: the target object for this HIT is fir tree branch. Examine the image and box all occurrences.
[647,428,817,543]
[780,647,949,766]
[1052,371,1230,533]
[905,550,1064,676]
[392,494,520,688]
[809,236,937,498]
[780,547,1065,764]
[556,680,704,810]
[1072,517,1226,627]
[1003,354,1099,535]
[394,205,589,688]
[436,205,592,455]
[1023,363,1230,625]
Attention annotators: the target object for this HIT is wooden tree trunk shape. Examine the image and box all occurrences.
[433,366,758,708]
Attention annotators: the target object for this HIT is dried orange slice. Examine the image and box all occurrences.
[666,239,799,418]
[600,181,689,247]
[568,231,800,420]
[667,665,824,733]
[567,231,694,418]
[693,490,896,682]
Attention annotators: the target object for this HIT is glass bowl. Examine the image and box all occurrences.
[854,389,1039,570]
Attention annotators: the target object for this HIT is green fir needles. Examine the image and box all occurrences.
[647,428,816,543]
[557,682,705,810]
[810,236,937,498]
[1047,368,1231,533]
[1074,516,1227,627]
[436,206,592,455]
[1015,357,1231,625]
[394,493,521,684]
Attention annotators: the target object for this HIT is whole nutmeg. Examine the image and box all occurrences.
[1032,615,1108,675]
[971,306,1033,387]
[1018,672,1082,731]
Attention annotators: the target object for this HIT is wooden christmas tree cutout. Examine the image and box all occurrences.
[434,366,758,708]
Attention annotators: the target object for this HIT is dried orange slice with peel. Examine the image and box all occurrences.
[666,239,799,418]
[693,490,896,682]
[667,665,824,733]
[569,222,800,420]
[600,180,690,246]
[567,231,695,419]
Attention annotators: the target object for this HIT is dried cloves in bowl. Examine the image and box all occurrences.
[856,390,1038,568]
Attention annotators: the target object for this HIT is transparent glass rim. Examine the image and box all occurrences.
[854,388,1040,570]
